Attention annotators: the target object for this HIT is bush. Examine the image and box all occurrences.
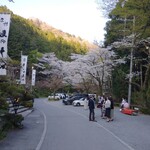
[21,100,33,108]
[3,113,24,130]
[141,108,150,115]
[21,91,34,101]
[3,84,24,98]
[0,97,9,110]
[0,130,7,140]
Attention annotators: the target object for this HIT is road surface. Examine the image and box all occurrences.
[0,98,150,150]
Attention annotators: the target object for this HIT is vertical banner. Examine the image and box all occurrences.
[20,55,28,84]
[0,13,11,75]
[31,69,36,86]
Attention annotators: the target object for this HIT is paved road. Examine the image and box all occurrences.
[0,98,150,150]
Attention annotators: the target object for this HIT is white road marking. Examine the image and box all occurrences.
[66,108,135,150]
[35,109,47,150]
[45,100,135,150]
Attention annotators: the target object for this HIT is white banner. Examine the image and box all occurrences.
[20,55,28,84]
[31,69,36,86]
[0,60,6,75]
[0,13,11,75]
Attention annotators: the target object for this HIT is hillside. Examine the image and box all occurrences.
[29,18,98,50]
[0,6,98,61]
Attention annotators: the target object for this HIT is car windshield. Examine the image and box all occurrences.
[80,98,85,101]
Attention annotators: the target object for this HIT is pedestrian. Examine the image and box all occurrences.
[123,101,130,109]
[13,97,20,114]
[88,95,97,122]
[84,97,88,110]
[101,97,106,119]
[120,98,126,109]
[109,96,114,121]
[105,97,111,122]
[98,96,104,117]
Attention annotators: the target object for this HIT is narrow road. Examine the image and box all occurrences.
[0,98,150,150]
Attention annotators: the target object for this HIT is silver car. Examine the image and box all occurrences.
[72,97,86,106]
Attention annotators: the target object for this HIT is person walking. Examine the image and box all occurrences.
[105,97,111,122]
[88,95,97,122]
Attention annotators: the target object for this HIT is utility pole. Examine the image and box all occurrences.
[127,16,135,106]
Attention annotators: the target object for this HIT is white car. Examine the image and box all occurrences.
[48,93,67,100]
[48,95,60,100]
[72,97,86,106]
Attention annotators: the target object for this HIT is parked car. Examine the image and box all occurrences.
[72,97,86,106]
[48,93,67,100]
[63,94,88,105]
[63,96,81,105]
[55,93,67,99]
[48,95,60,100]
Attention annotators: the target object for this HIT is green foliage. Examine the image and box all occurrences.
[0,6,88,61]
[0,113,24,140]
[3,113,24,130]
[0,79,34,108]
[21,91,34,101]
[106,0,150,45]
[112,66,128,100]
[28,49,42,63]
[9,87,23,98]
[0,97,9,110]
[33,87,50,97]
[0,130,7,140]
[21,101,33,108]
[0,82,22,97]
[103,0,150,114]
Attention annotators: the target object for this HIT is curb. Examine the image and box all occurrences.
[21,108,34,118]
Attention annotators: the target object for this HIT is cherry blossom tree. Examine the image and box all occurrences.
[34,49,124,95]
[62,48,124,95]
[34,53,64,94]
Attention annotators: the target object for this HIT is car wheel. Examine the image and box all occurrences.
[63,102,67,105]
[77,103,80,106]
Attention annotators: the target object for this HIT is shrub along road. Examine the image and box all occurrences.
[0,98,150,150]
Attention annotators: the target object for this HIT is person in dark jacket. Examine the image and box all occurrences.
[109,96,114,121]
[88,95,96,122]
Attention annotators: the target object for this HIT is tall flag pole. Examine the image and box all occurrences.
[0,13,11,75]
[20,55,28,84]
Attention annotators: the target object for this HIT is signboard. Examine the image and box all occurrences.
[20,55,28,84]
[0,13,11,75]
[31,69,36,86]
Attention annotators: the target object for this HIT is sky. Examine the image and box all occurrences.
[1,0,108,42]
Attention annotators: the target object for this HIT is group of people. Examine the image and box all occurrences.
[98,96,114,122]
[87,95,114,122]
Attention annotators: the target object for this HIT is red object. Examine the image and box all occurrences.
[121,108,138,115]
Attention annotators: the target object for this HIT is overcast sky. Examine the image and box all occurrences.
[1,0,107,42]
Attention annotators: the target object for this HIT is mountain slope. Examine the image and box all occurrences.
[0,6,98,61]
[29,17,98,49]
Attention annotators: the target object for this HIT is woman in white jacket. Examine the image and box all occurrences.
[105,97,111,122]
